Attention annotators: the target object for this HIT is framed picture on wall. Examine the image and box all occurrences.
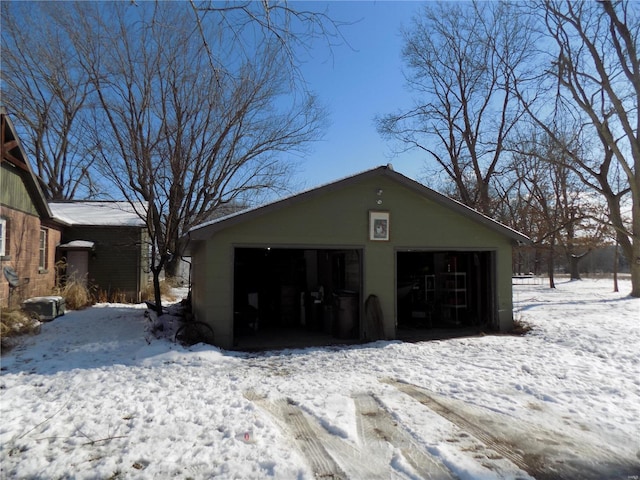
[369,211,390,241]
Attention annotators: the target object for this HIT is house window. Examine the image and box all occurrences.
[39,227,48,271]
[0,218,6,257]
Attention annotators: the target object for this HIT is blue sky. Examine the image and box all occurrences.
[290,1,427,189]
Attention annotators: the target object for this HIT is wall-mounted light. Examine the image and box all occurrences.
[376,188,383,205]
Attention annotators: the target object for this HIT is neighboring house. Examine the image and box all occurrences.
[1,109,64,308]
[49,201,151,303]
[185,165,530,350]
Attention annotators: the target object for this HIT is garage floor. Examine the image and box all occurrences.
[232,326,359,351]
[232,325,487,351]
[396,325,486,342]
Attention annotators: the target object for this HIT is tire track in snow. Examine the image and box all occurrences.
[383,378,534,475]
[247,391,456,479]
[384,378,640,480]
[249,393,399,478]
[248,394,348,479]
[353,392,456,480]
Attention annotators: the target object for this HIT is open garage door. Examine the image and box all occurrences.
[396,251,496,338]
[234,247,362,350]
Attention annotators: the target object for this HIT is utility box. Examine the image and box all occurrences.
[22,296,66,321]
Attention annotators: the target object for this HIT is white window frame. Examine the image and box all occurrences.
[0,218,6,257]
[39,227,48,271]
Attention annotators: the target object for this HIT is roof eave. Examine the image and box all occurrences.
[186,167,390,242]
[383,169,531,245]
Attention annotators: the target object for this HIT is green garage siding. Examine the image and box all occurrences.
[188,167,528,349]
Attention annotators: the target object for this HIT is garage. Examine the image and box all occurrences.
[396,250,495,334]
[233,247,362,349]
[186,165,529,350]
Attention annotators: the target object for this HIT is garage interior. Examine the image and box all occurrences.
[396,251,496,339]
[233,247,362,350]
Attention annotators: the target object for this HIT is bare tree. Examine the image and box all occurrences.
[516,0,639,296]
[190,1,346,73]
[3,1,342,315]
[1,2,98,200]
[377,1,536,215]
[509,129,607,286]
[62,2,330,313]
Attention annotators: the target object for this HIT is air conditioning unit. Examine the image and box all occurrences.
[22,296,66,321]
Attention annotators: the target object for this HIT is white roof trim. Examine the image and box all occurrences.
[58,240,95,250]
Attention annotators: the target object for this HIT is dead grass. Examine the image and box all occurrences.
[94,289,129,304]
[510,317,534,336]
[55,280,93,310]
[140,280,175,302]
[1,308,41,351]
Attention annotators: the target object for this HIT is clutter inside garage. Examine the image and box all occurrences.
[233,247,362,348]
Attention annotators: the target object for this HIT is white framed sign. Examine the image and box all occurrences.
[369,211,390,241]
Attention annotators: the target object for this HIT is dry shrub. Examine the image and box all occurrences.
[1,308,40,350]
[163,276,186,289]
[95,289,129,304]
[140,280,175,302]
[56,279,93,310]
[109,290,129,304]
[95,289,108,303]
[139,282,155,302]
[510,318,533,336]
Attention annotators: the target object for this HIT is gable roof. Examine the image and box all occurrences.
[1,107,56,221]
[188,165,530,244]
[49,201,147,227]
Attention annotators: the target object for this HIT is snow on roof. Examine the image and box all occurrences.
[49,201,147,227]
[58,240,95,249]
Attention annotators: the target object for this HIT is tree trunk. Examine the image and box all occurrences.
[568,255,581,280]
[631,237,640,298]
[164,231,189,280]
[149,250,168,317]
[616,226,640,297]
[152,266,163,317]
[548,243,556,289]
[164,257,179,279]
[613,242,619,293]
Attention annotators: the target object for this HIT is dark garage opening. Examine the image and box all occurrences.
[233,247,362,350]
[396,251,496,339]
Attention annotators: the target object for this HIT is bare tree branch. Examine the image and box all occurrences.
[377,1,536,215]
[1,2,99,199]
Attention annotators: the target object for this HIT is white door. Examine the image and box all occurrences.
[66,250,89,285]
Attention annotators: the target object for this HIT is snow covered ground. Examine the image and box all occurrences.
[1,278,639,479]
